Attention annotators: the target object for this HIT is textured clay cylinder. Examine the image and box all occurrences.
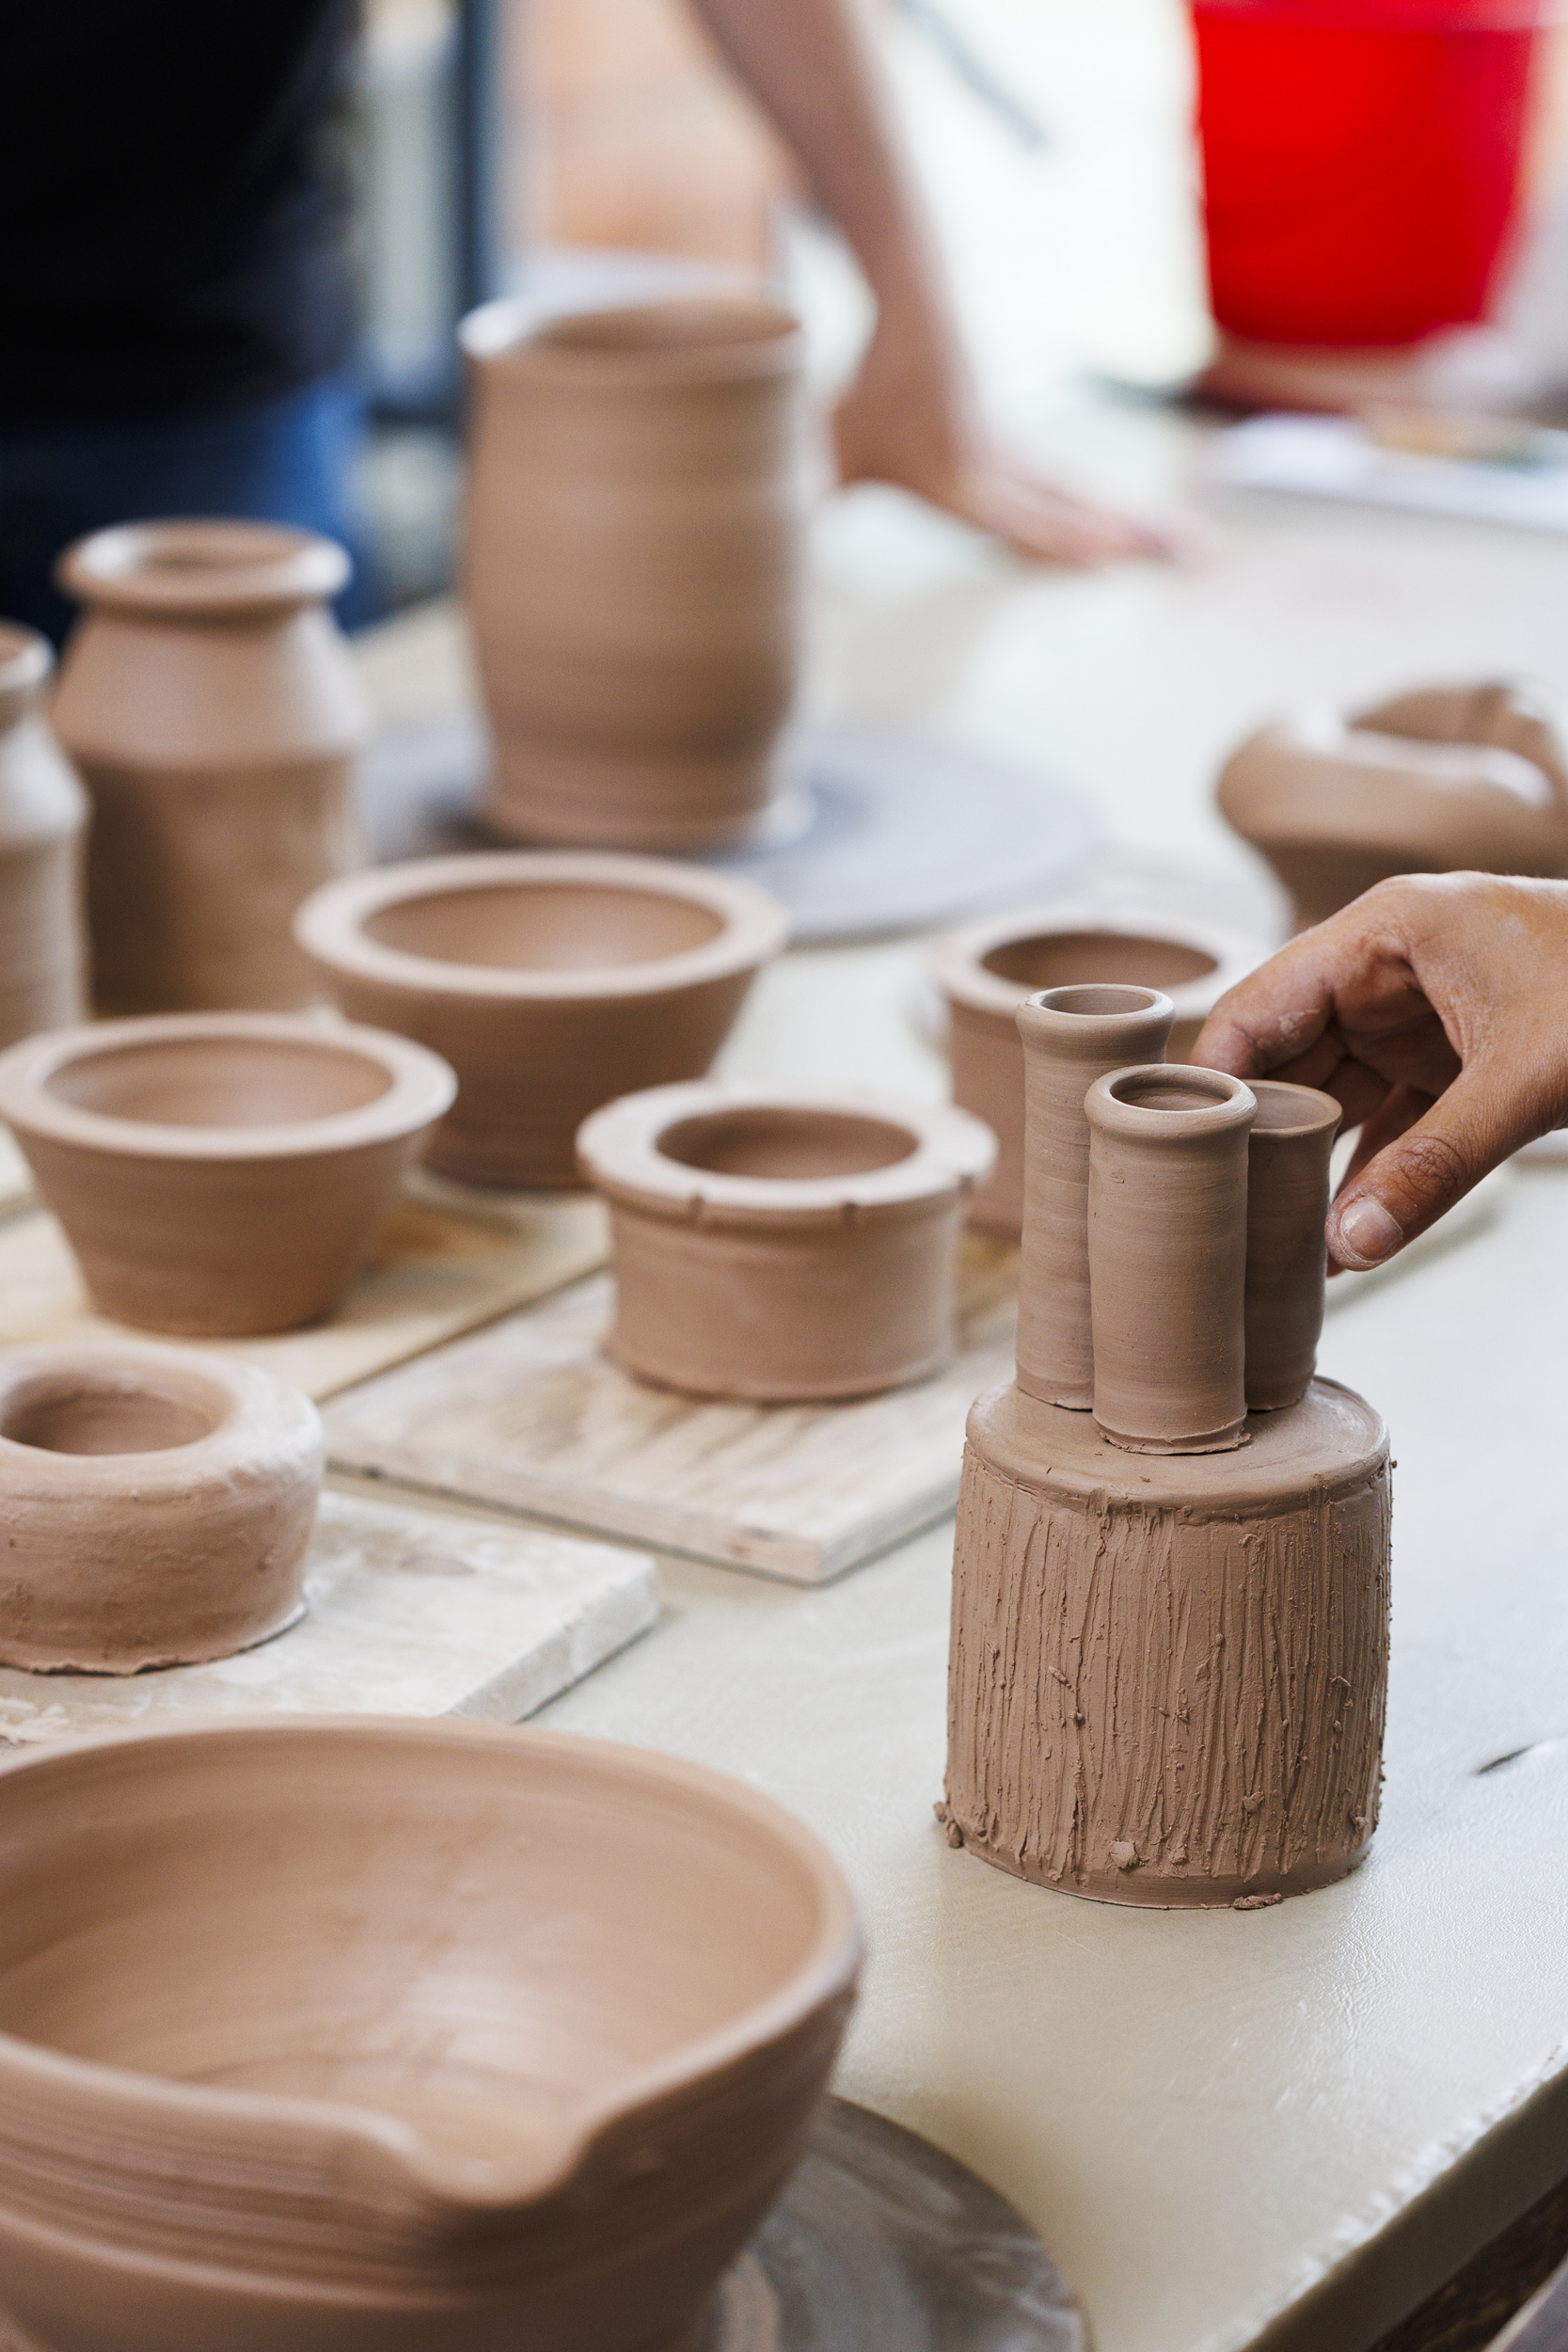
[1013,986,1175,1410]
[0,624,88,1050]
[1244,1080,1341,1412]
[52,521,368,1013]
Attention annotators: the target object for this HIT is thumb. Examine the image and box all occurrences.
[1328,1072,1514,1270]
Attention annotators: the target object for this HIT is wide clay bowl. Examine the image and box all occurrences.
[0,1716,862,2352]
[0,1014,455,1337]
[0,1343,322,1673]
[294,852,788,1187]
[578,1080,996,1400]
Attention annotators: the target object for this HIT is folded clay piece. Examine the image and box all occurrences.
[0,625,88,1053]
[0,1343,322,1674]
[1243,1080,1341,1412]
[295,851,788,1187]
[0,1715,861,2352]
[578,1081,996,1401]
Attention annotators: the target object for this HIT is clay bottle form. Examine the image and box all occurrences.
[463,296,806,852]
[1013,986,1174,1409]
[1085,1065,1257,1454]
[52,520,369,1014]
[1243,1080,1341,1411]
[0,625,88,1050]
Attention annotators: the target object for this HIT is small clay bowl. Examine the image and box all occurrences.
[0,1715,862,2352]
[0,1014,456,1337]
[931,906,1264,1236]
[294,851,790,1188]
[0,1343,323,1674]
[578,1081,996,1401]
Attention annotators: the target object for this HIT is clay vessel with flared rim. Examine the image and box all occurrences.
[51,520,370,1015]
[1216,678,1568,931]
[1012,986,1175,1410]
[0,1344,322,1674]
[1243,1080,1341,1411]
[1085,1065,1257,1454]
[578,1081,996,1401]
[294,850,789,1188]
[0,626,88,1053]
[462,296,807,852]
[0,1715,862,2352]
[0,1015,455,1338]
[931,907,1263,1235]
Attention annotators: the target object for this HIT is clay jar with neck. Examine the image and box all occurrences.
[0,626,88,1051]
[1243,1079,1340,1411]
[51,521,369,1013]
[462,296,806,852]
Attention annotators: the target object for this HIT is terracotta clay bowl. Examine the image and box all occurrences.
[931,906,1264,1236]
[578,1081,996,1401]
[0,1014,455,1337]
[0,1715,862,2352]
[0,1343,322,1674]
[294,851,788,1188]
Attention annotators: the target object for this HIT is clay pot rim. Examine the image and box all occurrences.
[0,621,51,704]
[294,851,791,1001]
[1247,1078,1343,1140]
[0,1013,456,1163]
[0,1715,863,2214]
[0,1343,321,1491]
[1085,1063,1257,1140]
[460,294,804,385]
[55,519,350,619]
[930,903,1266,1024]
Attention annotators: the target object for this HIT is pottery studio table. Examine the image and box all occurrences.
[350,400,1568,2352]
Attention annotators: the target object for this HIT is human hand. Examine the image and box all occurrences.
[1192,873,1568,1271]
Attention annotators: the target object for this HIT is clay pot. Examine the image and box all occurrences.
[1085,1065,1257,1454]
[0,1715,861,2352]
[295,851,788,1188]
[578,1082,996,1401]
[932,909,1262,1234]
[0,1015,454,1338]
[0,1344,322,1674]
[462,296,806,852]
[52,520,369,1014]
[0,627,88,1054]
[1243,1080,1341,1413]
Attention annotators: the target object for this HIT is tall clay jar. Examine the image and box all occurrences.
[1244,1080,1341,1411]
[462,296,806,852]
[0,625,88,1049]
[52,521,368,1014]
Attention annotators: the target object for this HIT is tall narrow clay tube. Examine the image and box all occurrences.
[1243,1079,1341,1411]
[1085,1065,1256,1453]
[1014,986,1175,1408]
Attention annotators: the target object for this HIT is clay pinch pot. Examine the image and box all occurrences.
[0,1014,455,1338]
[0,1343,322,1674]
[0,1715,862,2352]
[0,624,88,1053]
[578,1081,996,1402]
[294,851,788,1189]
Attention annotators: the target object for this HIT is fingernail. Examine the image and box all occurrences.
[1335,1195,1402,1267]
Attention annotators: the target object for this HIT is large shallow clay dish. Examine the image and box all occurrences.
[295,851,788,1187]
[0,1715,861,2352]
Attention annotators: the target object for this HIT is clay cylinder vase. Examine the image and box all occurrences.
[295,851,788,1187]
[0,1014,454,1337]
[0,626,88,1051]
[1244,1080,1341,1412]
[463,296,806,852]
[52,520,369,1013]
[1085,1065,1257,1454]
[0,1344,322,1674]
[1013,986,1175,1410]
[578,1082,996,1401]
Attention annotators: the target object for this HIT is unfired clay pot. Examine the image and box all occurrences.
[0,1715,861,2352]
[1243,1080,1340,1413]
[578,1081,995,1401]
[0,1344,322,1674]
[0,1015,454,1337]
[932,909,1262,1234]
[462,296,806,852]
[0,625,88,1053]
[295,851,788,1188]
[52,521,369,1014]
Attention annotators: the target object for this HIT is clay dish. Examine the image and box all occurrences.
[295,851,788,1188]
[0,1343,322,1673]
[0,1015,455,1337]
[578,1081,995,1401]
[0,1715,861,2352]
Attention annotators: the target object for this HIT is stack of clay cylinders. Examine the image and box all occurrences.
[1244,1079,1342,1410]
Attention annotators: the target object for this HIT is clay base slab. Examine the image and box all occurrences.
[324,1235,1021,1583]
[0,1486,657,1744]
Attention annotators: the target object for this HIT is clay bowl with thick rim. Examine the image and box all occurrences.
[578,1080,996,1401]
[294,852,789,1188]
[0,1343,323,1674]
[0,1715,862,2352]
[0,1014,455,1337]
